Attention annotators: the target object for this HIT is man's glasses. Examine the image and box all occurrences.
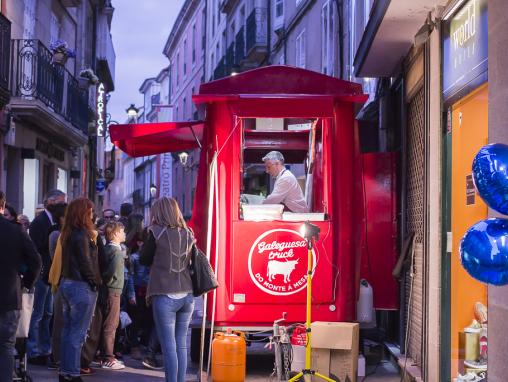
[104,215,115,220]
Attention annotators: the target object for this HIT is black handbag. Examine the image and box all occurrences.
[189,244,219,297]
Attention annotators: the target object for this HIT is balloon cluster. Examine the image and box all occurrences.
[460,143,508,285]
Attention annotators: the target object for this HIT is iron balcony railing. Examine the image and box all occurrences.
[10,39,88,135]
[0,13,11,92]
[235,26,245,65]
[66,76,88,135]
[213,56,227,80]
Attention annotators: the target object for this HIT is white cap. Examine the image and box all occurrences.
[262,151,285,163]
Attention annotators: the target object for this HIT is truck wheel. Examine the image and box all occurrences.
[190,328,210,364]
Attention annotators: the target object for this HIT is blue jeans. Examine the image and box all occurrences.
[0,310,20,382]
[27,278,53,357]
[152,294,194,382]
[59,279,97,377]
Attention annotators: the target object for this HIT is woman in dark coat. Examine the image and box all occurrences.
[58,198,102,382]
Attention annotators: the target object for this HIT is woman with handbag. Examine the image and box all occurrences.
[140,197,195,382]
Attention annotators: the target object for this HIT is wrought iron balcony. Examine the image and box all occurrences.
[66,76,88,135]
[0,13,11,107]
[245,7,268,61]
[213,56,227,81]
[10,39,88,135]
[235,26,245,65]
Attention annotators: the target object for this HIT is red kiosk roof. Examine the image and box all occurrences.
[193,65,367,103]
[110,66,367,157]
[109,121,203,157]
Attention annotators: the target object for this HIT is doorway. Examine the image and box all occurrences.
[449,84,488,377]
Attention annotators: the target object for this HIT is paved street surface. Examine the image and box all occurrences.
[27,346,400,381]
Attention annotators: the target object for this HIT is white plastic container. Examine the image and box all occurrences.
[242,204,284,221]
[291,345,306,372]
[358,354,366,377]
[357,279,374,323]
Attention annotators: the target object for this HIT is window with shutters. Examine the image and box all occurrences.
[321,1,335,76]
[296,29,306,69]
[274,0,284,29]
[192,23,196,66]
[183,39,187,77]
[176,52,180,86]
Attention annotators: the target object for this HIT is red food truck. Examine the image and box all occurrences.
[110,65,398,356]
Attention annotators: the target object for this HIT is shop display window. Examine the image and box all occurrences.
[450,85,488,381]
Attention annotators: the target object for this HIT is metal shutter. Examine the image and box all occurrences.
[405,88,425,368]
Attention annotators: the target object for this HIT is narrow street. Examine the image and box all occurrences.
[3,0,507,381]
[28,344,401,382]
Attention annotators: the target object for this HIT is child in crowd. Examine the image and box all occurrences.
[101,222,127,370]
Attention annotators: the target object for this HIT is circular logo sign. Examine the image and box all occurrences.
[248,229,316,296]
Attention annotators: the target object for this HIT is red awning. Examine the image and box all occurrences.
[109,121,204,157]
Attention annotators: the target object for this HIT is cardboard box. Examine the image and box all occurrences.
[310,322,359,382]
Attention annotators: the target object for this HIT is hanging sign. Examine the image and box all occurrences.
[95,178,106,192]
[159,153,173,197]
[443,0,488,101]
[96,83,106,137]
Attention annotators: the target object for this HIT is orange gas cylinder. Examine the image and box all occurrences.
[211,329,246,382]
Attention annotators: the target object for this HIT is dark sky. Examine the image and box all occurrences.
[109,0,185,124]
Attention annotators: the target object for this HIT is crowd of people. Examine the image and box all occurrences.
[0,189,196,382]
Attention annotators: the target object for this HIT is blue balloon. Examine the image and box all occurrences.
[472,143,508,215]
[460,219,508,286]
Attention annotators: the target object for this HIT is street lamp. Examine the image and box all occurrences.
[178,151,189,167]
[126,103,139,122]
[231,64,241,76]
[149,183,157,207]
[150,183,157,198]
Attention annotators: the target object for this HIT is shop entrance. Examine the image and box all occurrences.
[450,84,488,377]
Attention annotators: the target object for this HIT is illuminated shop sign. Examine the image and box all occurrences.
[97,83,106,137]
[443,0,488,101]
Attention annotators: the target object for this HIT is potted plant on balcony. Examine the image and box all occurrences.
[50,40,76,65]
[78,68,100,87]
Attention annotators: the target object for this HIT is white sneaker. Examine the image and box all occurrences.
[464,358,487,371]
[101,359,125,370]
[455,372,483,381]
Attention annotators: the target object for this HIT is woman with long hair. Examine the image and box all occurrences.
[58,198,102,382]
[140,197,195,382]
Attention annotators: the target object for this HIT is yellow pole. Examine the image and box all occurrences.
[289,238,335,382]
[305,245,312,370]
